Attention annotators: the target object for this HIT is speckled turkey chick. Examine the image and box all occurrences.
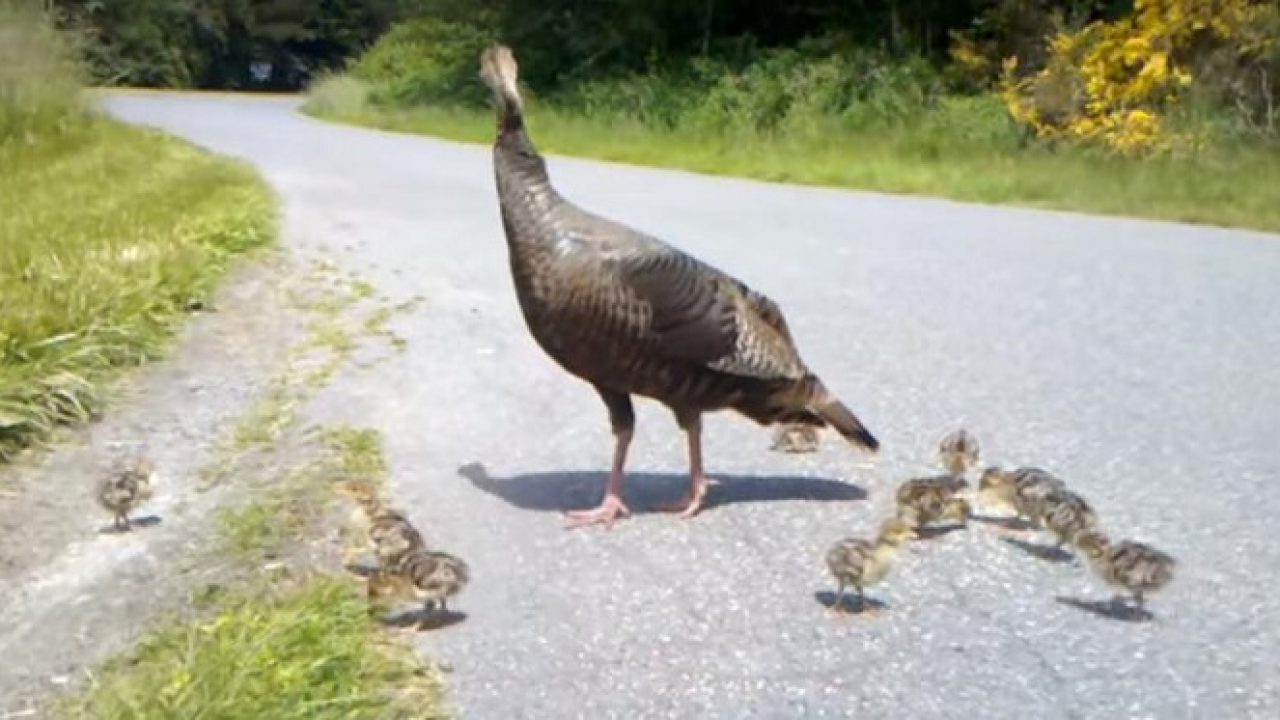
[479,45,879,529]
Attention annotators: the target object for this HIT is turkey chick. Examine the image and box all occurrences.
[333,478,425,570]
[938,428,980,476]
[1074,530,1175,614]
[978,466,1066,529]
[770,423,820,453]
[825,517,917,616]
[97,456,156,531]
[895,474,971,530]
[369,548,471,629]
[1038,488,1098,551]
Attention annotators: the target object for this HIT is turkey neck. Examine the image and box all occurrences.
[492,103,561,251]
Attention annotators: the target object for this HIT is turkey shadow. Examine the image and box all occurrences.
[459,461,865,515]
[1055,596,1153,623]
[813,590,887,615]
[1001,536,1076,564]
[96,514,163,534]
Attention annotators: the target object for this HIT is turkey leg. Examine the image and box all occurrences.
[658,412,710,519]
[565,389,634,529]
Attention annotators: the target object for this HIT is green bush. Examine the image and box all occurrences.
[303,73,375,119]
[553,44,953,139]
[353,17,492,107]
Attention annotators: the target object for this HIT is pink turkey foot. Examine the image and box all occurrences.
[657,476,710,519]
[564,493,630,530]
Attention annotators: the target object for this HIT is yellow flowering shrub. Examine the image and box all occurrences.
[1000,0,1277,153]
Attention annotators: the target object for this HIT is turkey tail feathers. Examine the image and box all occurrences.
[815,397,879,452]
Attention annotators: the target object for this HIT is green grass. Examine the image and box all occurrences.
[325,425,389,481]
[302,75,1280,234]
[0,120,276,459]
[1,2,276,460]
[59,577,447,719]
[216,426,385,561]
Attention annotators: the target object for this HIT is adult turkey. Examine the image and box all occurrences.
[479,45,879,528]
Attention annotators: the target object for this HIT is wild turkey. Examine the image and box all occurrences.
[478,45,879,528]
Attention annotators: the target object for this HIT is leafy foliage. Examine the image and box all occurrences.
[1000,0,1280,151]
[61,0,400,89]
[352,16,493,106]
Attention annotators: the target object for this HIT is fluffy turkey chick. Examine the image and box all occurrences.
[96,457,156,531]
[825,518,917,615]
[895,474,971,529]
[369,548,471,629]
[770,423,820,453]
[938,429,980,476]
[1038,488,1098,550]
[978,466,1066,528]
[1074,530,1175,613]
[333,478,425,570]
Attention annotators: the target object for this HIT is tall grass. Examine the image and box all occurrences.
[0,0,85,140]
[0,4,276,459]
[303,41,1280,234]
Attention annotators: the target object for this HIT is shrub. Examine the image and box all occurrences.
[353,17,492,107]
[559,44,949,140]
[1000,0,1280,153]
[303,73,374,119]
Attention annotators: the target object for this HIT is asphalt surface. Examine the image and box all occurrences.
[104,92,1280,719]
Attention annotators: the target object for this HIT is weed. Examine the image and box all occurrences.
[324,425,388,481]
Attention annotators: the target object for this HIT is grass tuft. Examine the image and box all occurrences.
[60,577,447,719]
[325,425,388,481]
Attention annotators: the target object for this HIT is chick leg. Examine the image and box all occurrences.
[828,581,848,616]
[658,413,710,519]
[566,389,634,529]
[418,600,438,630]
[858,587,885,618]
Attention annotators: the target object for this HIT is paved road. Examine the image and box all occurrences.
[107,92,1280,719]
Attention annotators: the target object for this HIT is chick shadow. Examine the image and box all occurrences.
[378,608,468,631]
[343,560,379,579]
[914,524,968,541]
[1055,596,1154,623]
[96,515,163,534]
[970,514,1035,532]
[1000,536,1076,564]
[459,461,865,516]
[813,590,887,615]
